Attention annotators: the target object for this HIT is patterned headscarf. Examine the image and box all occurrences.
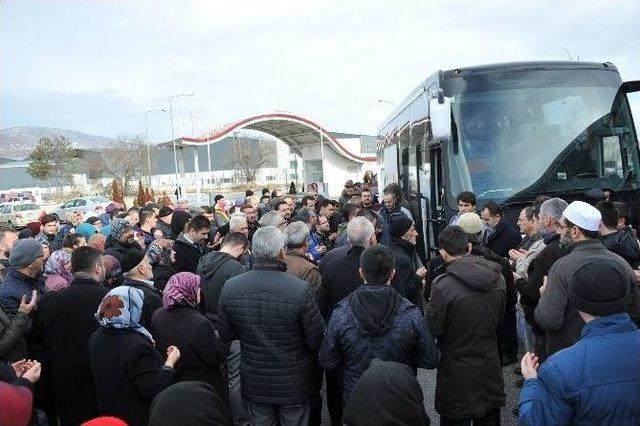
[88,233,107,253]
[162,272,200,309]
[44,249,73,283]
[214,199,229,214]
[95,286,153,343]
[102,255,123,287]
[147,238,174,267]
[110,218,133,239]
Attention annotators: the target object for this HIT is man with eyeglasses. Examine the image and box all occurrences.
[535,201,640,358]
[517,198,568,363]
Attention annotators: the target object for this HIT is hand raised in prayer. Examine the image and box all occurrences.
[165,345,181,368]
[520,352,539,380]
[22,361,42,383]
[539,276,548,296]
[18,290,38,315]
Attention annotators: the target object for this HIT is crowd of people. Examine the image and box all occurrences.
[0,180,639,426]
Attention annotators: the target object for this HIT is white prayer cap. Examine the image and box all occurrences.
[562,201,602,232]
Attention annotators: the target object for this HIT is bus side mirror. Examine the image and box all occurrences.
[430,96,452,143]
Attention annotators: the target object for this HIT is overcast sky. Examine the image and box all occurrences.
[1,1,639,140]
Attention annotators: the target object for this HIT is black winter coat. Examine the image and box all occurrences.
[104,238,143,263]
[600,230,640,269]
[32,277,109,425]
[151,305,227,400]
[389,238,424,313]
[219,262,325,405]
[88,327,176,426]
[121,279,163,329]
[483,218,522,258]
[426,255,506,420]
[151,264,173,293]
[318,246,365,321]
[197,251,245,326]
[173,234,205,273]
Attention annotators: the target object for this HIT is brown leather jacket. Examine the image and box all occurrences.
[285,249,322,298]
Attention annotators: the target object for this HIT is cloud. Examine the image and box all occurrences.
[1,0,639,137]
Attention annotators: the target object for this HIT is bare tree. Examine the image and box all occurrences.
[233,134,273,183]
[100,134,146,193]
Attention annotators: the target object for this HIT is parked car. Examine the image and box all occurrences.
[0,203,44,229]
[5,196,34,205]
[50,196,111,220]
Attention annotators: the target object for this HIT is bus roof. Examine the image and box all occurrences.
[378,61,619,135]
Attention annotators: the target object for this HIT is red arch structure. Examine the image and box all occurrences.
[179,113,376,164]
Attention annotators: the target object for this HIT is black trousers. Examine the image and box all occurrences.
[440,407,501,426]
[325,368,344,426]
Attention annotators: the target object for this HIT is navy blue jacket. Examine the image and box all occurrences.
[0,268,43,318]
[319,285,439,400]
[519,313,640,425]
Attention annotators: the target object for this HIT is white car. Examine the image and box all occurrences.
[0,203,44,229]
[5,196,33,205]
[50,196,112,220]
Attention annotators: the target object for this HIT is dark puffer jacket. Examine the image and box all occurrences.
[197,251,245,326]
[218,261,325,405]
[426,255,506,421]
[600,230,640,269]
[319,285,439,400]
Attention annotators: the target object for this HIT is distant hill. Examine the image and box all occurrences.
[0,126,115,160]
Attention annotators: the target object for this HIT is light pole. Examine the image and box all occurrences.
[145,109,166,187]
[168,93,195,200]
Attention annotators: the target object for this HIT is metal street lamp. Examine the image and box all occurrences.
[168,93,195,200]
[145,109,167,187]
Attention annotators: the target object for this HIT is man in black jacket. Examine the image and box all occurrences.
[197,232,248,324]
[517,198,568,362]
[596,200,640,268]
[318,216,376,425]
[219,226,325,426]
[173,215,211,273]
[197,232,249,425]
[481,202,522,258]
[388,216,426,313]
[31,246,109,426]
[427,226,506,425]
[120,248,162,328]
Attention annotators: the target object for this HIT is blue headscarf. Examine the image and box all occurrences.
[95,286,153,343]
[75,222,97,241]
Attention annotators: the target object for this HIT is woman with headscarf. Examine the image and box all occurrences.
[102,255,123,288]
[147,239,175,292]
[170,210,192,239]
[87,233,107,253]
[149,381,230,426]
[43,250,74,292]
[213,198,230,228]
[88,286,180,426]
[344,358,430,426]
[150,273,226,401]
[75,222,97,242]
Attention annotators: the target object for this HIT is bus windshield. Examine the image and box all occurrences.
[445,68,639,202]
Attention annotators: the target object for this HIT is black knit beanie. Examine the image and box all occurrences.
[569,259,631,317]
[389,215,413,239]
